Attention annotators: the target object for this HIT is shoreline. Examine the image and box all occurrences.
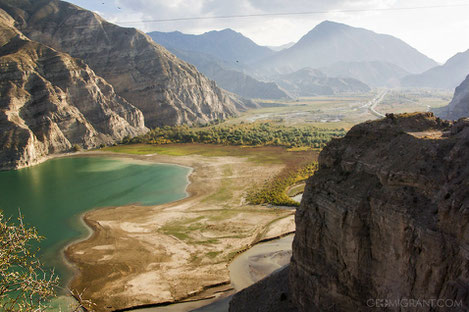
[59,153,195,286]
[62,150,296,311]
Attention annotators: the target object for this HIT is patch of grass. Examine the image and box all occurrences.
[159,216,205,241]
[247,163,318,207]
[102,144,319,166]
[202,165,234,203]
[206,251,222,259]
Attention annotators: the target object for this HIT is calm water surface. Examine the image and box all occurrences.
[0,157,191,286]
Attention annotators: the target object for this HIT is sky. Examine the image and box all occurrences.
[67,0,469,63]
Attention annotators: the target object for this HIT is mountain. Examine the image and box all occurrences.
[320,60,410,87]
[255,21,437,76]
[148,29,275,66]
[231,113,469,311]
[274,68,371,96]
[401,49,469,89]
[0,8,146,170]
[435,75,469,120]
[161,47,290,100]
[1,0,248,128]
[267,42,295,51]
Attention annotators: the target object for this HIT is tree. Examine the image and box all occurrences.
[0,211,58,311]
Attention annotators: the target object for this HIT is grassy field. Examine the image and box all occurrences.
[224,89,451,130]
[101,143,317,164]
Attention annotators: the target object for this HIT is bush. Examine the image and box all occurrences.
[246,163,318,207]
[0,212,59,311]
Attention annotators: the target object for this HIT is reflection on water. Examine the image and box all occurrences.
[0,157,190,289]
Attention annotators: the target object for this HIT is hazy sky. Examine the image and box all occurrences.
[67,0,469,63]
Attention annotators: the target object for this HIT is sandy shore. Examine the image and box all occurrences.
[64,151,296,311]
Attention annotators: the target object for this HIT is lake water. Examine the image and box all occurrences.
[0,156,191,287]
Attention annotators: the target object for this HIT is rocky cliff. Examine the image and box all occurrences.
[0,9,146,170]
[290,112,468,311]
[231,113,469,311]
[0,0,246,128]
[436,75,469,120]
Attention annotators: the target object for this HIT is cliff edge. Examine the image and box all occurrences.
[291,112,468,311]
[231,113,469,311]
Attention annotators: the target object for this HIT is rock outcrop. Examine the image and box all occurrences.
[0,9,146,170]
[436,75,469,120]
[0,0,246,128]
[231,113,469,311]
[290,112,468,311]
[229,267,298,312]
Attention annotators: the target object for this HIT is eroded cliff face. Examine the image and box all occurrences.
[0,9,146,170]
[0,0,246,128]
[437,75,469,120]
[290,112,469,311]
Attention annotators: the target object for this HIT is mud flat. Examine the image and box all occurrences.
[65,149,301,311]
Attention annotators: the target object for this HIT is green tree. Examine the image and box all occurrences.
[0,211,58,311]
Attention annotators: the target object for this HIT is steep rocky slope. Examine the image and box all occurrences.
[164,47,290,100]
[231,113,469,311]
[290,113,468,311]
[0,0,246,128]
[436,75,469,120]
[402,50,469,89]
[0,9,146,170]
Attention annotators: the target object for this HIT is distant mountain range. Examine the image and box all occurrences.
[149,21,445,91]
[162,47,291,100]
[320,61,410,87]
[267,42,296,51]
[274,68,371,97]
[0,0,252,169]
[148,29,275,67]
[254,21,437,76]
[401,49,469,89]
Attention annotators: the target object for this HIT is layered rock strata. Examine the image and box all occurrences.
[0,9,146,169]
[0,0,247,128]
[290,112,469,311]
[231,113,469,311]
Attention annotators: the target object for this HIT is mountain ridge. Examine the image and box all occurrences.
[254,20,437,76]
[0,0,248,128]
[401,49,469,89]
[148,28,275,66]
[0,7,147,170]
[435,74,469,120]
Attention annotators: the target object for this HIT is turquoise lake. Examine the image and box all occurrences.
[0,156,191,287]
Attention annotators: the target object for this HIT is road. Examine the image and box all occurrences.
[361,90,388,118]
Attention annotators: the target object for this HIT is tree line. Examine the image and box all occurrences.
[122,122,346,148]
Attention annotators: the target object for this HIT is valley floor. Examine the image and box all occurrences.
[65,145,316,311]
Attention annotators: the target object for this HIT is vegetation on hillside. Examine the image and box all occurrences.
[122,122,345,149]
[247,163,318,207]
